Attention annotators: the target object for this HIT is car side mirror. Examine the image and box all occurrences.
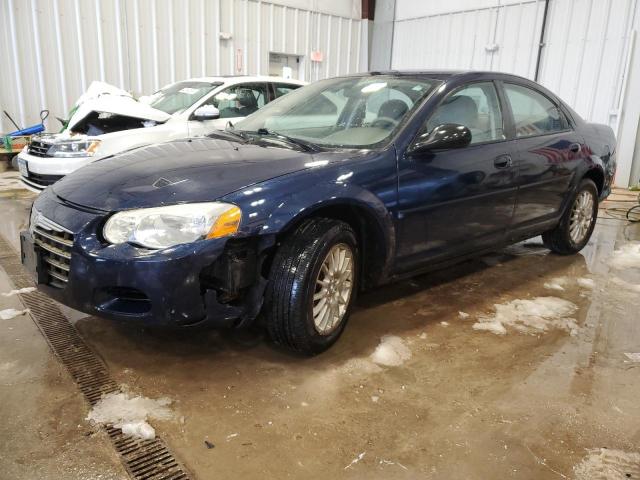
[409,123,472,155]
[192,105,220,121]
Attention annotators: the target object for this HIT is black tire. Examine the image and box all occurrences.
[542,179,598,255]
[264,218,358,355]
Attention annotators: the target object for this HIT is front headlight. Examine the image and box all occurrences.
[47,140,100,158]
[103,202,242,249]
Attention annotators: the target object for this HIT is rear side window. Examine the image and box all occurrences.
[274,83,301,98]
[504,83,567,137]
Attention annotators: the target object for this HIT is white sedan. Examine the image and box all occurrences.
[17,76,305,191]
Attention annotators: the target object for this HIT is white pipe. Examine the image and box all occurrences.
[206,0,210,76]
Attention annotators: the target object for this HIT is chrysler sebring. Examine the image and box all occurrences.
[21,71,616,354]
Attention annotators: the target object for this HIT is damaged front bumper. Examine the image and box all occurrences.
[20,190,265,328]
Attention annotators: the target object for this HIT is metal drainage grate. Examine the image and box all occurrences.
[0,235,192,480]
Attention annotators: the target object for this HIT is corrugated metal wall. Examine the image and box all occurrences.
[391,0,640,186]
[537,0,638,143]
[0,0,366,132]
[392,0,546,78]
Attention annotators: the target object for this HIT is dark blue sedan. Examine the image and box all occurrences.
[21,71,616,354]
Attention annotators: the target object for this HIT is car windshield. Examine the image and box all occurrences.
[148,81,222,115]
[232,76,440,148]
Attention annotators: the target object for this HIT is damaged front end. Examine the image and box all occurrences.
[28,81,171,157]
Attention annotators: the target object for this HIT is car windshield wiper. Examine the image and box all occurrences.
[245,128,321,152]
[207,129,248,142]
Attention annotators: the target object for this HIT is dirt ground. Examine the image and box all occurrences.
[1,165,639,479]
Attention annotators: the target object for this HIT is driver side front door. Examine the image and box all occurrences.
[395,81,518,273]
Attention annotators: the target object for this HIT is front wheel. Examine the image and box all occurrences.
[542,178,598,255]
[264,218,358,355]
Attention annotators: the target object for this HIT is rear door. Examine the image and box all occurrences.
[395,81,518,270]
[502,82,586,227]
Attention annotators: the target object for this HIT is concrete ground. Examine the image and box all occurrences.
[1,164,639,479]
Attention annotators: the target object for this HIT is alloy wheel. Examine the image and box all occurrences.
[569,190,595,244]
[312,243,354,335]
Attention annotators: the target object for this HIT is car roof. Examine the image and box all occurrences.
[345,70,533,83]
[184,75,307,86]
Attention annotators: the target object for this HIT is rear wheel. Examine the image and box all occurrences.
[264,218,358,355]
[542,179,598,255]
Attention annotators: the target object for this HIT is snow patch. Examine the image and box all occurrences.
[120,422,156,440]
[609,243,640,269]
[458,311,470,319]
[574,448,640,480]
[0,308,30,320]
[1,287,36,297]
[543,280,565,291]
[87,392,173,440]
[370,336,412,367]
[472,297,578,336]
[577,277,596,290]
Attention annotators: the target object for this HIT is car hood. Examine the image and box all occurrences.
[66,81,171,131]
[52,137,338,211]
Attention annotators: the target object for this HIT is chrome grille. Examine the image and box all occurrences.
[27,139,51,157]
[30,210,74,288]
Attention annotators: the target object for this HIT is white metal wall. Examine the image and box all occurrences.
[392,0,546,78]
[391,0,640,186]
[0,0,366,132]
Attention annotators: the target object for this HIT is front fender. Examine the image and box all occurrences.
[223,177,397,278]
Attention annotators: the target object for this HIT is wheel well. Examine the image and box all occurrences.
[583,168,604,195]
[272,204,389,290]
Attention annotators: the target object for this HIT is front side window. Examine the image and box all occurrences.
[205,83,268,119]
[149,81,221,115]
[233,76,440,148]
[504,83,566,137]
[425,82,504,145]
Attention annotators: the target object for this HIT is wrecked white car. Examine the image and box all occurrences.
[17,77,305,191]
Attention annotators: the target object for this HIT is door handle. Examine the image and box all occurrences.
[569,143,581,153]
[494,154,513,169]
